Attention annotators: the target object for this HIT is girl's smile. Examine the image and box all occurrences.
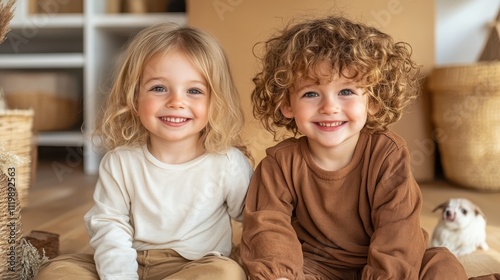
[159,116,191,126]
[137,50,210,163]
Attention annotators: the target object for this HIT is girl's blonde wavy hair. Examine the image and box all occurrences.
[252,15,421,138]
[94,22,251,159]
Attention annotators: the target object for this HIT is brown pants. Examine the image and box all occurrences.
[35,249,246,280]
[301,247,469,280]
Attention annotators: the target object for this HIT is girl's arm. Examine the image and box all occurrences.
[84,152,138,280]
[240,155,304,280]
[225,148,254,222]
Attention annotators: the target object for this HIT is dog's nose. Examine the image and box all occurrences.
[445,210,455,221]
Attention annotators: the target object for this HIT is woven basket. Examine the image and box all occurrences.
[5,92,81,131]
[428,61,500,191]
[0,109,34,206]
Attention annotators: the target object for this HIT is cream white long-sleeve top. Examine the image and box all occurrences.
[84,145,253,280]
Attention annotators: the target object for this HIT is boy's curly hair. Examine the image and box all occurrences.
[252,15,421,137]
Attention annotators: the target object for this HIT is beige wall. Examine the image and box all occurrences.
[187,0,436,182]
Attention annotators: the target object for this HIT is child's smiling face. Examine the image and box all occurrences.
[281,63,369,157]
[137,50,210,150]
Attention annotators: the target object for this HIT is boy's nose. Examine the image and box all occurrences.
[319,97,340,115]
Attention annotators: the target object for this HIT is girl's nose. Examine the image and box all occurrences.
[166,92,185,109]
[319,96,340,115]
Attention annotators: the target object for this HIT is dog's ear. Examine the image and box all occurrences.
[432,201,448,213]
[463,199,487,219]
[473,204,487,220]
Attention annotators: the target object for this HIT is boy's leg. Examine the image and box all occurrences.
[35,253,98,280]
[469,273,500,280]
[420,247,468,280]
[303,257,359,280]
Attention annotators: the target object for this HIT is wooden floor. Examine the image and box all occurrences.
[21,155,500,277]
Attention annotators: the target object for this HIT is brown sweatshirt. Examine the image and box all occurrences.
[241,128,428,280]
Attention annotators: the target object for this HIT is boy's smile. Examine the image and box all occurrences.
[280,65,369,170]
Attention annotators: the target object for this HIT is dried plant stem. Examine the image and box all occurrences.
[0,0,16,43]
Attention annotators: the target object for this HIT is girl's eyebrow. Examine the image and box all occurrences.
[141,77,208,87]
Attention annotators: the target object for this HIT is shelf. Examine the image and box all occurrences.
[37,131,85,147]
[91,13,187,29]
[0,53,84,68]
[10,14,84,29]
[3,0,188,174]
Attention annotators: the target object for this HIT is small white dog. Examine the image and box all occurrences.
[431,198,489,256]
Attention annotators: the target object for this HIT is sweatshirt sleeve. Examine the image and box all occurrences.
[362,143,427,280]
[84,152,138,280]
[240,155,304,280]
[225,148,254,222]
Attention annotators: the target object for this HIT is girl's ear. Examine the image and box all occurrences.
[280,102,294,119]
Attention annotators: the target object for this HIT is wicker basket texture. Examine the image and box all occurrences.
[5,92,81,131]
[428,61,500,191]
[0,71,82,132]
[0,109,34,206]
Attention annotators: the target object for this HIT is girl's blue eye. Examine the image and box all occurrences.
[303,91,319,98]
[151,86,166,92]
[339,89,353,96]
[188,88,203,94]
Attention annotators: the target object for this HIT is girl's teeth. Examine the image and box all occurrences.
[162,117,187,123]
[318,121,343,127]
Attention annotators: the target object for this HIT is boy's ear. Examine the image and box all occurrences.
[367,101,380,116]
[280,102,294,119]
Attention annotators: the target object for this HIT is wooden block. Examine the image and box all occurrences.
[24,230,60,259]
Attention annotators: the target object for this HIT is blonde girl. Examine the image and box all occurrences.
[36,22,252,280]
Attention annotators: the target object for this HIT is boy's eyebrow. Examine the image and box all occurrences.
[293,80,317,92]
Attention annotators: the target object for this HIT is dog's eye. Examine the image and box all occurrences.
[461,209,468,215]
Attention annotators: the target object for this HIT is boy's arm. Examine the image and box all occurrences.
[240,155,304,280]
[362,145,427,280]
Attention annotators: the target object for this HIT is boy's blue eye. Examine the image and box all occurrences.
[339,89,353,96]
[303,91,319,98]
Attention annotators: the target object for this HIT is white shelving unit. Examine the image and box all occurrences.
[0,0,186,174]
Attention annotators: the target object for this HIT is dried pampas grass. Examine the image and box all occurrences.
[0,0,16,43]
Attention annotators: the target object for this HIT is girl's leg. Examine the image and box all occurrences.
[139,249,246,280]
[165,255,246,280]
[35,253,99,280]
